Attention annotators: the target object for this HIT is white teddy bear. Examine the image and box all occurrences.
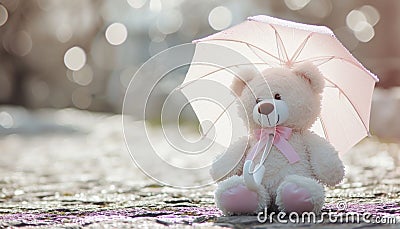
[210,62,345,215]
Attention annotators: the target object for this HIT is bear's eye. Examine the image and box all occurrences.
[256,98,263,103]
[274,94,282,100]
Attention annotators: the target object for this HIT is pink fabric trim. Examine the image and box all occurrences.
[246,126,300,164]
[219,184,258,213]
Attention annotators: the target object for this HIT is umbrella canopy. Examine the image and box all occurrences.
[182,15,378,153]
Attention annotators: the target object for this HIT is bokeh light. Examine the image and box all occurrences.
[11,31,33,56]
[64,46,86,71]
[208,6,232,31]
[127,0,147,9]
[353,21,375,43]
[346,6,378,43]
[105,23,128,46]
[72,65,94,86]
[56,24,73,43]
[284,0,311,11]
[359,5,380,26]
[0,111,13,128]
[148,26,166,42]
[149,0,162,13]
[72,88,92,109]
[346,10,367,31]
[0,4,8,27]
[157,10,183,35]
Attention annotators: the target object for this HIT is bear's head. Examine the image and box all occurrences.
[232,62,325,132]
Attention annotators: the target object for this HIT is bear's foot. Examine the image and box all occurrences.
[215,175,269,215]
[220,184,258,213]
[280,182,313,213]
[276,175,324,213]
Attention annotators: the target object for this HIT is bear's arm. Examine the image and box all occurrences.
[303,131,345,186]
[209,137,249,182]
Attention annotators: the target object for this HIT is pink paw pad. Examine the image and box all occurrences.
[220,184,258,213]
[281,182,314,213]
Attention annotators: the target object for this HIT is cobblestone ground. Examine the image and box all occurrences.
[0,107,399,228]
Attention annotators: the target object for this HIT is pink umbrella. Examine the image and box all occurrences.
[181,15,378,154]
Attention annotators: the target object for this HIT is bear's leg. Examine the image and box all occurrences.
[275,175,324,213]
[215,175,269,215]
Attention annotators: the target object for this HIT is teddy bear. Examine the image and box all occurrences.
[209,62,345,215]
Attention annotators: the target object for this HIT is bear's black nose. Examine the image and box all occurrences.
[258,103,274,115]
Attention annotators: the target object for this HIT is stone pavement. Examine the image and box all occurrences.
[0,107,399,228]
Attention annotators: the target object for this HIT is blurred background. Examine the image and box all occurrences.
[0,0,399,140]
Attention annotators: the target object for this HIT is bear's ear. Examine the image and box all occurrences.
[293,62,325,94]
[231,67,257,96]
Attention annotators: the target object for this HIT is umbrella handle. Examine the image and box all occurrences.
[243,133,273,191]
[243,160,265,191]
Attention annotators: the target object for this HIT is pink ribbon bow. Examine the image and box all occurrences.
[247,126,300,164]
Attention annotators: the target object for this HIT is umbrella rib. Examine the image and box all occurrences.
[200,99,237,139]
[200,38,282,62]
[290,33,313,64]
[176,62,272,91]
[295,56,335,66]
[296,56,369,75]
[323,77,369,133]
[246,43,275,67]
[250,21,275,65]
[270,25,289,65]
[297,55,370,133]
